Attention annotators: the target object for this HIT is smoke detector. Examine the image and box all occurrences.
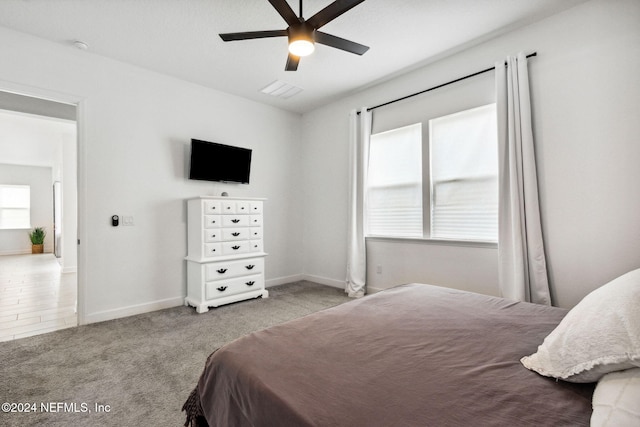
[73,40,89,50]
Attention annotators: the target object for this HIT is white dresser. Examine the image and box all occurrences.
[185,196,268,313]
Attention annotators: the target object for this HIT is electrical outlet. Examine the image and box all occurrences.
[376,265,382,274]
[122,215,134,226]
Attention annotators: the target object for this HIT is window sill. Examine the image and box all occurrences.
[365,235,497,249]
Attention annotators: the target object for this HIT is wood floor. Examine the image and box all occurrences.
[0,253,77,342]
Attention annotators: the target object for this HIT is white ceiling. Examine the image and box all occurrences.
[0,0,587,114]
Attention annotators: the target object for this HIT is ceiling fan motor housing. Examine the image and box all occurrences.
[287,22,316,56]
[288,21,316,44]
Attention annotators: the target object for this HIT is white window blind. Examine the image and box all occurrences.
[0,185,31,229]
[430,104,498,241]
[367,123,422,237]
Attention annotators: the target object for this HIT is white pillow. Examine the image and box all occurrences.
[520,268,640,383]
[591,368,640,427]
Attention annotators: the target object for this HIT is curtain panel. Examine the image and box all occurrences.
[346,108,371,297]
[496,53,551,305]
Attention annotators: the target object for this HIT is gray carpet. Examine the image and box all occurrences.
[0,281,350,426]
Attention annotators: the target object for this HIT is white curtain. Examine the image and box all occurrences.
[346,108,371,297]
[496,53,551,305]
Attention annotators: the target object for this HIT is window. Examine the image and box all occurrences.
[0,185,31,229]
[366,123,422,237]
[366,104,498,242]
[430,104,498,241]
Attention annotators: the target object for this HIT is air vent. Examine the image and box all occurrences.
[260,80,303,99]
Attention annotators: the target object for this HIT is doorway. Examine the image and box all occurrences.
[0,90,80,341]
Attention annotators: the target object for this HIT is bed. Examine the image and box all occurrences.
[183,274,640,426]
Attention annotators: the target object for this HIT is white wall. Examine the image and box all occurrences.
[301,0,640,308]
[0,26,303,323]
[0,164,53,254]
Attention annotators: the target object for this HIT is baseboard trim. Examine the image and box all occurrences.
[85,276,349,325]
[265,274,305,288]
[365,286,384,294]
[299,274,344,289]
[0,250,31,256]
[83,296,184,325]
[266,274,345,290]
[0,250,57,256]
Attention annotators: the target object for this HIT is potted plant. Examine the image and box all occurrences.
[28,227,46,254]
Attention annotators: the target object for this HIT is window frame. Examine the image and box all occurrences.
[365,103,498,247]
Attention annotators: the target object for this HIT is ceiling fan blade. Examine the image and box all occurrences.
[315,31,369,55]
[307,0,366,29]
[219,29,288,41]
[268,0,301,27]
[285,54,300,71]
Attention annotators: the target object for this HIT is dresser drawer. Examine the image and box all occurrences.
[204,215,221,228]
[249,227,262,239]
[249,240,264,252]
[205,274,264,300]
[221,200,236,213]
[203,229,222,243]
[249,201,263,214]
[204,243,222,257]
[249,215,263,227]
[222,241,250,255]
[222,216,249,227]
[236,201,250,213]
[205,258,264,281]
[203,200,222,214]
[222,228,250,241]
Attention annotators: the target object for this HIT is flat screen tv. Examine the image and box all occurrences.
[189,139,252,184]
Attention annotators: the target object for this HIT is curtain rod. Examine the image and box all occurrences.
[360,52,537,114]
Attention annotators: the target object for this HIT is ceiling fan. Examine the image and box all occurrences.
[219,0,369,71]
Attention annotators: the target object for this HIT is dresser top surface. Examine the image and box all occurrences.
[190,196,266,201]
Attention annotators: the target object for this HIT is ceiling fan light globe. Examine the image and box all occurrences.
[288,40,315,57]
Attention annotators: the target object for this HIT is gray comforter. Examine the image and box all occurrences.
[185,283,594,426]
